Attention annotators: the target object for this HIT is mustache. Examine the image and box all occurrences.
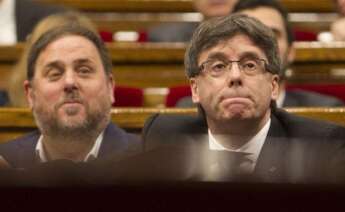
[56,92,84,108]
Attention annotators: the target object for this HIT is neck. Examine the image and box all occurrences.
[207,110,271,149]
[41,131,100,162]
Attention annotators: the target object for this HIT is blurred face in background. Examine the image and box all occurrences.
[336,0,345,15]
[194,0,238,19]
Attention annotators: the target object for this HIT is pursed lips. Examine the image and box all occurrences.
[220,95,252,107]
[60,99,83,107]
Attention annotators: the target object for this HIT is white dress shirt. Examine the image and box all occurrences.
[0,0,17,45]
[208,118,271,174]
[35,131,105,163]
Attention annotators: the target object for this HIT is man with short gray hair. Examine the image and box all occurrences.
[144,14,345,183]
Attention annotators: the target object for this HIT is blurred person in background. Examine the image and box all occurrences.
[330,0,345,41]
[319,0,345,41]
[148,0,238,42]
[0,0,65,45]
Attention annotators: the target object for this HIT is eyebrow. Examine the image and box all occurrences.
[73,58,94,67]
[204,51,264,62]
[43,61,64,74]
[238,51,263,60]
[205,52,229,62]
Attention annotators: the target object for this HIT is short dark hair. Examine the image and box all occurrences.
[185,13,281,78]
[27,24,112,81]
[233,0,294,46]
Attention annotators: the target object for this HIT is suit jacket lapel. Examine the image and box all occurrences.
[98,123,127,155]
[254,112,290,182]
[15,131,40,168]
[97,123,140,161]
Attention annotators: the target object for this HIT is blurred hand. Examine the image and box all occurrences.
[331,18,345,41]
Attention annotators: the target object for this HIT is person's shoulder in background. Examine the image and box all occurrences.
[15,0,67,41]
[284,90,344,107]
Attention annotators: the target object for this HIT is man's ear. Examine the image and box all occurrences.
[107,74,115,104]
[190,78,200,103]
[271,74,280,101]
[24,80,34,109]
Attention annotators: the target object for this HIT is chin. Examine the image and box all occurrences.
[220,110,253,121]
[59,115,87,127]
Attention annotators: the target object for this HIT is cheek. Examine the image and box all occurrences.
[248,79,273,103]
[33,85,62,105]
[198,81,228,114]
[197,80,223,102]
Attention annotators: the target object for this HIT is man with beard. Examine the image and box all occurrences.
[143,14,345,183]
[0,24,141,168]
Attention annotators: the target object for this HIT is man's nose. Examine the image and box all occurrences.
[63,70,78,91]
[227,62,243,87]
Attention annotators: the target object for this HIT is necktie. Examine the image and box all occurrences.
[205,151,254,181]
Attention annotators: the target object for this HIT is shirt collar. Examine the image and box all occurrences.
[208,118,271,165]
[35,131,105,163]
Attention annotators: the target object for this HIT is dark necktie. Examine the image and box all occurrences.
[204,151,254,181]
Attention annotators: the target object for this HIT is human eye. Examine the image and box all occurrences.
[209,61,227,76]
[46,69,62,81]
[239,59,259,74]
[77,66,93,77]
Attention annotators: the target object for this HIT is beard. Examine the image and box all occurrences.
[32,91,111,139]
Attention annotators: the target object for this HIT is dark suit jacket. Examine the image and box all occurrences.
[143,109,345,183]
[0,91,8,106]
[176,90,344,108]
[0,123,142,169]
[15,0,65,42]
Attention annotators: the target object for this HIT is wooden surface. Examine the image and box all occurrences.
[90,14,334,34]
[1,107,345,143]
[2,42,345,91]
[5,42,345,63]
[36,0,335,13]
[33,0,337,35]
